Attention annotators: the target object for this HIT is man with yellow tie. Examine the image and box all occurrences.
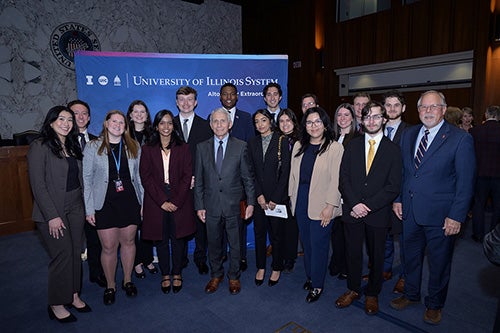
[335,101,402,316]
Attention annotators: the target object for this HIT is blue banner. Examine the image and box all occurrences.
[75,51,288,135]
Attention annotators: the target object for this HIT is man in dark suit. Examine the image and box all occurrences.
[263,83,283,123]
[194,108,255,295]
[335,101,402,315]
[381,90,409,294]
[67,99,106,288]
[470,105,500,242]
[173,86,213,275]
[390,90,475,325]
[219,83,255,271]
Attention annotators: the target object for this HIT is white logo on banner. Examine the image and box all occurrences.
[98,76,109,86]
[114,75,121,86]
[86,75,94,85]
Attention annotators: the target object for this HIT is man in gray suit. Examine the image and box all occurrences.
[194,108,255,295]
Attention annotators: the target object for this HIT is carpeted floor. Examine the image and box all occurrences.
[0,221,498,333]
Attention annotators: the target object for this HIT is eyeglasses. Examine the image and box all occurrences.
[302,101,316,108]
[305,119,323,127]
[363,114,383,121]
[417,104,444,112]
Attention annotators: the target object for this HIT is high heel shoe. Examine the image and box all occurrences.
[255,270,265,286]
[67,303,92,313]
[134,266,146,279]
[268,271,280,287]
[47,306,77,323]
[306,288,322,303]
[161,278,171,294]
[172,276,183,293]
[146,263,158,274]
[103,288,116,305]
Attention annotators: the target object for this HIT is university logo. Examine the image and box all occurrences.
[50,22,101,70]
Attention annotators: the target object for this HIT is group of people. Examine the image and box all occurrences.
[27,82,498,326]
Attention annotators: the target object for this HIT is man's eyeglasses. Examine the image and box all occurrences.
[363,114,383,121]
[417,104,444,112]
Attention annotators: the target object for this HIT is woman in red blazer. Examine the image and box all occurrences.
[140,109,196,294]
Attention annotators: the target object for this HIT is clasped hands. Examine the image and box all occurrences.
[350,203,371,219]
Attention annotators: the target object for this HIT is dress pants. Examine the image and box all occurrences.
[472,177,500,239]
[403,209,457,310]
[282,204,299,263]
[344,221,387,296]
[36,188,84,305]
[135,227,154,267]
[155,209,184,275]
[329,216,347,275]
[193,216,208,265]
[253,206,284,271]
[206,214,241,280]
[295,185,332,289]
[84,221,103,280]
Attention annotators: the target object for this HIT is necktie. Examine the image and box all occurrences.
[216,140,223,174]
[386,126,394,140]
[414,129,430,169]
[182,119,189,142]
[79,133,86,151]
[366,139,375,174]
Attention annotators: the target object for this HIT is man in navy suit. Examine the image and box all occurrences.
[194,108,255,295]
[173,86,213,275]
[390,90,475,325]
[335,101,402,315]
[219,83,255,271]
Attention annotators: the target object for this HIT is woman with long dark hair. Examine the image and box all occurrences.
[83,110,143,306]
[289,107,343,303]
[248,109,291,287]
[140,110,196,294]
[28,106,90,323]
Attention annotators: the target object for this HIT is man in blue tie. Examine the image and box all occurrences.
[390,90,475,325]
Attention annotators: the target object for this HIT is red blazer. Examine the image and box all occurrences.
[140,142,195,240]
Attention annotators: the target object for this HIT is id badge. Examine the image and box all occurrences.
[114,179,124,192]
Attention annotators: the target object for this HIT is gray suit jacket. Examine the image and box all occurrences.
[83,138,143,216]
[27,139,83,222]
[194,136,255,217]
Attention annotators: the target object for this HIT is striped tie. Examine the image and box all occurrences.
[414,129,429,169]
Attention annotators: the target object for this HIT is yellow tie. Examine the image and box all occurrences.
[367,139,376,174]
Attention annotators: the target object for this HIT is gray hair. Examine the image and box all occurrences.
[209,107,231,123]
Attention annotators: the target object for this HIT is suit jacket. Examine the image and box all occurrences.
[470,120,500,177]
[289,140,343,220]
[194,136,256,217]
[83,138,143,216]
[174,114,212,171]
[391,121,409,145]
[248,131,291,204]
[230,108,256,142]
[27,139,83,222]
[398,121,475,225]
[340,135,402,227]
[140,142,195,240]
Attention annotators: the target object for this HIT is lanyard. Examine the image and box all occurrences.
[111,140,122,180]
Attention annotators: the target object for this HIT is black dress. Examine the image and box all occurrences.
[95,143,141,230]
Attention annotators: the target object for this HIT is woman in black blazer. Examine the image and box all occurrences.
[27,106,91,323]
[248,109,291,287]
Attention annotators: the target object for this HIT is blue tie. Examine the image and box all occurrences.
[386,126,394,140]
[216,140,223,174]
[414,129,429,169]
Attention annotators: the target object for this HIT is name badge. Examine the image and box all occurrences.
[114,179,124,192]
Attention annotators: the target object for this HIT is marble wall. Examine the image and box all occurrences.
[0,0,241,139]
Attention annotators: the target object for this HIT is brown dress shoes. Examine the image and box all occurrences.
[365,296,379,315]
[204,277,223,294]
[229,279,241,295]
[335,290,360,308]
[424,308,442,325]
[393,278,405,294]
[390,296,420,310]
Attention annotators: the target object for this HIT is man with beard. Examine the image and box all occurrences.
[335,101,402,316]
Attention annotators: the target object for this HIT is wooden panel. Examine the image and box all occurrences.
[429,0,453,55]
[0,146,34,236]
[451,0,476,51]
[408,0,431,58]
[392,5,411,61]
[374,10,392,63]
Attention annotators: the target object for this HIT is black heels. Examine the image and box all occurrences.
[146,263,158,274]
[161,278,171,294]
[306,288,322,303]
[103,288,116,305]
[67,303,92,313]
[47,306,77,323]
[172,276,183,293]
[268,271,280,287]
[255,270,265,286]
[134,267,146,279]
[122,281,138,297]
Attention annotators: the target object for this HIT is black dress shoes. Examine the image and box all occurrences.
[303,280,312,291]
[146,264,158,274]
[268,271,280,287]
[255,278,264,286]
[161,278,171,294]
[240,259,248,272]
[122,281,138,297]
[48,306,77,323]
[68,303,92,313]
[197,262,209,275]
[90,274,107,288]
[172,277,183,293]
[134,268,146,279]
[103,288,116,305]
[306,288,322,303]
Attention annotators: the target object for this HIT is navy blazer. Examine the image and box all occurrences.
[230,108,256,142]
[248,131,291,204]
[340,135,402,227]
[470,120,500,177]
[398,121,475,225]
[194,136,256,217]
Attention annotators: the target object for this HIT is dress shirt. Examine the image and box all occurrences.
[364,132,384,170]
[213,134,229,161]
[413,120,444,156]
[179,113,195,140]
[385,120,402,140]
[225,106,236,124]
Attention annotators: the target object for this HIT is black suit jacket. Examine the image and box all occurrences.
[194,136,256,217]
[391,121,409,145]
[174,114,212,171]
[248,132,290,204]
[470,119,500,177]
[340,135,402,227]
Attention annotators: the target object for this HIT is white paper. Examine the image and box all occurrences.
[264,204,288,219]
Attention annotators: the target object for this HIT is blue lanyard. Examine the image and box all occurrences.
[111,140,122,179]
